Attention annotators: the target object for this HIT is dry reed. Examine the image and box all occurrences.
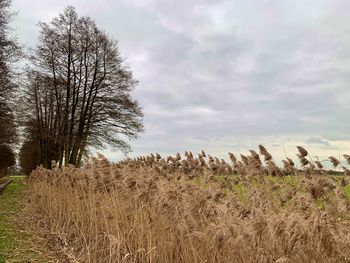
[26,146,350,263]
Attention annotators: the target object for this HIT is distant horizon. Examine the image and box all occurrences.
[11,0,350,162]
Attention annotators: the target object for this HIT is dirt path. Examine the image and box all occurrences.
[0,177,55,263]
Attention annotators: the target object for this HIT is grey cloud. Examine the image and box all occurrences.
[10,0,350,160]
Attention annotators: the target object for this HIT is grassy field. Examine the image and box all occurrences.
[0,176,52,263]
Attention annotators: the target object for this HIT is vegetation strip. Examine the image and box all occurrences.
[0,177,52,263]
[27,152,350,263]
[0,177,13,195]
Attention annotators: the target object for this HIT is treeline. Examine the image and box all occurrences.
[0,0,19,176]
[0,2,143,175]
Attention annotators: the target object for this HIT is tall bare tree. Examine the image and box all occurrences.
[0,0,19,141]
[0,143,15,176]
[22,6,143,168]
[0,0,20,174]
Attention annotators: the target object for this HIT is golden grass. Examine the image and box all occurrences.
[27,148,350,263]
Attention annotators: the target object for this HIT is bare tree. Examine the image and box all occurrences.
[0,0,20,146]
[19,137,40,175]
[0,0,20,176]
[0,101,16,145]
[0,143,15,176]
[22,6,143,168]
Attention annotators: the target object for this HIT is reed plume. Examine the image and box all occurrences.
[343,154,350,165]
[297,146,308,157]
[258,144,272,162]
[329,156,340,168]
[315,161,323,169]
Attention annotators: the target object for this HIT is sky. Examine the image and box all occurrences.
[10,0,350,164]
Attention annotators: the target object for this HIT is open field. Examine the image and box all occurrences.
[27,147,350,263]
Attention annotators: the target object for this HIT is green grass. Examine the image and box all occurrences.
[282,176,300,187]
[0,176,52,263]
[232,182,248,201]
[331,177,350,202]
[265,175,300,187]
[315,197,326,210]
[343,185,350,201]
[192,176,210,189]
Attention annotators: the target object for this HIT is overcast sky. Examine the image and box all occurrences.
[11,0,350,163]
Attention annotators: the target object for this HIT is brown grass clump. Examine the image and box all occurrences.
[26,146,350,263]
[282,160,294,175]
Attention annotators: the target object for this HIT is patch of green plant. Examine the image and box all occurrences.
[315,197,325,210]
[212,175,227,182]
[265,176,279,183]
[342,185,350,201]
[191,177,209,189]
[0,177,51,262]
[232,183,248,202]
[283,176,300,187]
[265,176,300,187]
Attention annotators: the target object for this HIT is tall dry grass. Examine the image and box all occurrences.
[27,148,350,263]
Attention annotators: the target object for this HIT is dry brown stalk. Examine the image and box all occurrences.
[258,145,272,162]
[297,146,308,157]
[248,155,262,170]
[329,156,340,168]
[25,147,350,263]
[299,157,309,167]
[240,154,249,166]
[286,158,295,167]
[228,152,237,165]
[315,161,324,169]
[266,160,282,176]
[343,154,350,165]
[282,160,294,175]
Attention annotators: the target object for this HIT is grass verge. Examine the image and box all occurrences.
[0,176,52,263]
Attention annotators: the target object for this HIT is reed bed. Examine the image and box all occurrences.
[27,146,350,263]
